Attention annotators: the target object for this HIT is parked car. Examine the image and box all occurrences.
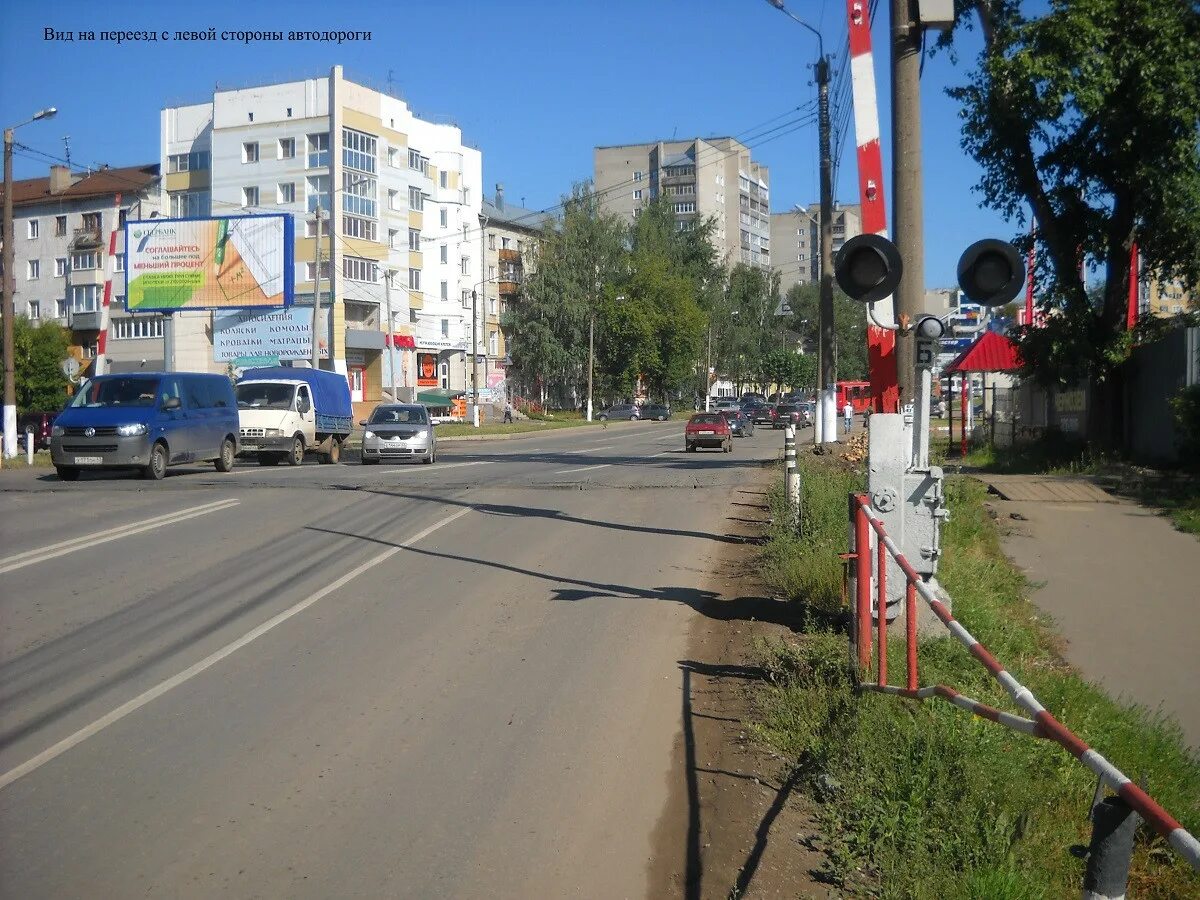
[745,403,777,426]
[641,403,671,421]
[50,372,239,481]
[797,402,816,425]
[18,411,57,450]
[598,403,639,421]
[685,412,732,453]
[360,404,436,465]
[720,408,755,437]
[740,392,767,405]
[774,402,806,428]
[713,399,740,411]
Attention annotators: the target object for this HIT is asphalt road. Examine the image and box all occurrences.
[0,420,787,898]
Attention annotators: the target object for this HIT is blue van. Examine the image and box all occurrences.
[50,372,240,481]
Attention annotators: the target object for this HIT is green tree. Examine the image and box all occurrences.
[0,317,70,411]
[784,281,870,382]
[943,0,1200,447]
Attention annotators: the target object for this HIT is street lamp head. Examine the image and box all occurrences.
[766,0,786,8]
[33,108,57,121]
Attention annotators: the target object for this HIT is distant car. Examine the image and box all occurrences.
[774,403,807,428]
[797,402,815,426]
[360,403,436,465]
[18,411,57,450]
[745,403,777,426]
[713,399,740,411]
[740,392,767,405]
[641,403,671,421]
[598,403,640,421]
[685,412,732,453]
[720,408,755,438]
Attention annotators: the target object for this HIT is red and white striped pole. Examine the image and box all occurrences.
[1126,241,1139,330]
[846,0,898,413]
[93,192,123,377]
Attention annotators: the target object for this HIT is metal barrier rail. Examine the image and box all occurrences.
[848,493,1200,872]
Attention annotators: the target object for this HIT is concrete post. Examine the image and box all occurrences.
[1082,796,1139,900]
[784,424,801,530]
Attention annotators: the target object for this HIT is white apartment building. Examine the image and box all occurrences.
[770,203,862,299]
[0,163,182,376]
[160,65,483,403]
[593,137,771,270]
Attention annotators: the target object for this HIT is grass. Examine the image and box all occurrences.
[432,418,604,438]
[750,456,1200,898]
[0,450,56,469]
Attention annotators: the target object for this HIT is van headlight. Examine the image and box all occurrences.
[52,425,64,437]
[363,430,375,439]
[116,423,147,436]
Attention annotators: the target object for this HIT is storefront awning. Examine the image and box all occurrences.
[386,334,416,349]
[417,388,465,406]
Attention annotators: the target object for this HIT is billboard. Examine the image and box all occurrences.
[125,214,294,311]
[213,307,326,362]
[416,352,438,387]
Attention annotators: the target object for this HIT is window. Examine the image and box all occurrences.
[342,128,378,174]
[409,268,421,291]
[633,189,642,200]
[488,297,497,315]
[342,172,376,217]
[634,170,643,181]
[112,316,165,339]
[408,149,428,175]
[439,207,448,228]
[166,151,209,173]
[169,190,209,218]
[674,202,696,214]
[278,182,296,204]
[387,147,401,168]
[242,142,259,163]
[119,209,128,227]
[460,256,469,275]
[28,301,41,320]
[286,107,293,118]
[307,133,329,168]
[440,280,448,300]
[408,228,421,251]
[27,220,39,239]
[501,236,510,250]
[409,309,418,323]
[517,240,523,252]
[242,186,259,207]
[278,137,296,160]
[489,331,498,355]
[388,189,400,211]
[83,212,102,231]
[462,290,471,308]
[71,251,98,270]
[80,341,98,359]
[304,260,331,281]
[27,260,40,280]
[54,257,66,277]
[247,112,254,123]
[488,265,496,281]
[55,299,66,319]
[343,215,377,241]
[70,284,101,312]
[409,187,424,211]
[388,228,400,250]
[55,215,67,236]
[114,253,125,272]
[440,244,448,264]
[440,319,449,338]
[306,175,330,213]
[343,256,379,283]
[488,233,496,250]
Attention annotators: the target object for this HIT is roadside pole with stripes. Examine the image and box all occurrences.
[845,0,899,413]
[784,423,800,530]
[93,192,123,377]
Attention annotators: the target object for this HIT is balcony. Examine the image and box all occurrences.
[497,248,521,264]
[498,280,520,297]
[344,300,385,350]
[71,228,102,250]
[67,309,103,331]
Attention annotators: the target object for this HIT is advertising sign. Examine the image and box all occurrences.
[213,307,324,362]
[126,214,294,311]
[416,352,438,387]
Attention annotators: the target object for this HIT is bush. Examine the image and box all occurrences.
[1171,384,1200,467]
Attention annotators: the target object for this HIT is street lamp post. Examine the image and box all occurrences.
[3,107,57,459]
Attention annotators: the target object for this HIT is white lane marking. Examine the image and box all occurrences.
[571,444,615,454]
[649,450,675,457]
[552,463,611,475]
[0,506,473,792]
[0,499,241,575]
[377,460,494,476]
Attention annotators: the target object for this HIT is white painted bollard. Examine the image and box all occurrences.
[784,424,801,532]
[26,431,34,466]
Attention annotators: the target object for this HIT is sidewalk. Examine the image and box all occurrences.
[983,475,1200,748]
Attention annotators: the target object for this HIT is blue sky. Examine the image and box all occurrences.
[0,0,1012,288]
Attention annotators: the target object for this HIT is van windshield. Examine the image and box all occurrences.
[369,405,427,425]
[236,383,295,410]
[70,377,160,408]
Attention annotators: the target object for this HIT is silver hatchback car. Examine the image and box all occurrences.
[360,404,436,464]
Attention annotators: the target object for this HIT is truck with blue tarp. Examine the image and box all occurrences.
[234,367,353,465]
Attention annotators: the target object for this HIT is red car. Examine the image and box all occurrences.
[685,412,732,453]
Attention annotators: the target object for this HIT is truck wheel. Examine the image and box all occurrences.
[56,466,80,481]
[142,442,168,480]
[215,438,235,472]
[257,453,280,466]
[286,436,304,466]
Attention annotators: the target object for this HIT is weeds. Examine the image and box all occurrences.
[752,457,1200,898]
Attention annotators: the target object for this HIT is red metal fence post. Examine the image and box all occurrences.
[854,496,872,672]
[876,537,888,685]
[960,383,969,458]
[906,580,918,691]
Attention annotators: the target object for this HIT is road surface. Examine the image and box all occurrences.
[0,420,785,898]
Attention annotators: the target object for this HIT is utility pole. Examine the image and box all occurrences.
[817,55,838,443]
[2,126,16,458]
[891,0,924,403]
[310,201,323,367]
[384,268,397,401]
[474,213,487,427]
[704,324,712,411]
[586,312,595,421]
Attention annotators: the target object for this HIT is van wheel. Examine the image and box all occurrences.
[56,465,80,481]
[143,442,168,480]
[215,438,235,472]
[286,436,304,466]
[257,453,280,466]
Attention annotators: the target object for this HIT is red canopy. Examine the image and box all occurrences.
[943,330,1022,374]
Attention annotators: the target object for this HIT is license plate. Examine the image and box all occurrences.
[74,456,103,465]
[698,430,714,435]
[241,444,259,451]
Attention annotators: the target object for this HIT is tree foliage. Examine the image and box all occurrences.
[0,317,70,411]
[784,281,869,382]
[944,0,1200,444]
